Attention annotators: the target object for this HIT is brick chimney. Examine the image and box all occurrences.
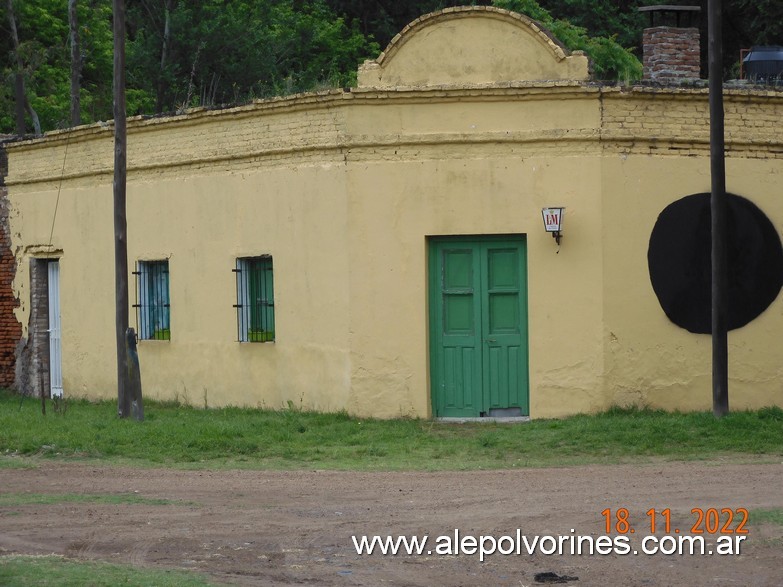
[639,5,702,83]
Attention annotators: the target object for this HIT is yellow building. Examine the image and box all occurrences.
[4,7,783,418]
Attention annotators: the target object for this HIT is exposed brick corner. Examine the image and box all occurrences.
[0,142,23,389]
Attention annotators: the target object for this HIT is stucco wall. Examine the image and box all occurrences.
[6,86,605,416]
[357,7,589,88]
[5,8,783,417]
[9,83,783,417]
[8,102,353,408]
[600,89,783,412]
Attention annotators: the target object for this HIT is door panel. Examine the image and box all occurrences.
[430,237,528,417]
[435,246,482,416]
[444,295,473,333]
[483,245,526,412]
[443,346,480,414]
[489,293,519,332]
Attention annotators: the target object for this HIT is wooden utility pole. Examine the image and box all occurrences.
[127,328,144,421]
[708,0,729,417]
[113,0,131,418]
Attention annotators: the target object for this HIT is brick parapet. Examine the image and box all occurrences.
[6,84,783,191]
[600,86,783,156]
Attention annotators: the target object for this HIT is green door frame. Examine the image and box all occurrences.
[428,235,529,418]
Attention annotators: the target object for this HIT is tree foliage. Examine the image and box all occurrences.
[493,0,642,81]
[1,0,114,133]
[729,0,783,46]
[125,0,378,115]
[2,0,379,132]
[2,0,781,134]
[323,0,492,48]
[534,0,645,49]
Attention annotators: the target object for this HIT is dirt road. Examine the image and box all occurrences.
[1,461,782,586]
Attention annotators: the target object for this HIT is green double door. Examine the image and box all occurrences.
[429,236,529,417]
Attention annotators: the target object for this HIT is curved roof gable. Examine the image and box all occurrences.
[357,7,590,88]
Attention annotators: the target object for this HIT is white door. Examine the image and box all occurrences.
[47,260,63,398]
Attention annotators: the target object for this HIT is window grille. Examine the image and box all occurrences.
[133,260,170,340]
[234,256,275,342]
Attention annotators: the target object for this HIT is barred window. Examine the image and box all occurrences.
[134,260,170,340]
[234,256,275,342]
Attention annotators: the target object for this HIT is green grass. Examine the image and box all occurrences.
[0,555,217,586]
[751,508,783,528]
[0,493,178,507]
[0,458,34,470]
[1,390,781,470]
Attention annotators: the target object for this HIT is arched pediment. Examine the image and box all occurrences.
[358,7,590,88]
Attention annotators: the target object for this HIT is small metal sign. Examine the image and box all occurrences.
[542,207,564,233]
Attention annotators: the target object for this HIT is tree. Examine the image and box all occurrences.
[68,0,81,125]
[732,0,783,45]
[125,0,379,114]
[493,0,642,80]
[3,0,776,135]
[1,0,117,134]
[156,0,173,112]
[536,0,645,49]
[324,0,492,48]
[722,0,783,77]
[6,0,41,134]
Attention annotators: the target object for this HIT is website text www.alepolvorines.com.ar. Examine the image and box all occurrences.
[352,529,747,563]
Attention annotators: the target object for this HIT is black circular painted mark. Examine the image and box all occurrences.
[648,193,783,334]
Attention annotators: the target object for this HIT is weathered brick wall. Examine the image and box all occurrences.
[0,142,23,388]
[643,26,701,82]
[9,85,783,191]
[600,86,783,157]
[15,259,49,397]
[6,92,348,187]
